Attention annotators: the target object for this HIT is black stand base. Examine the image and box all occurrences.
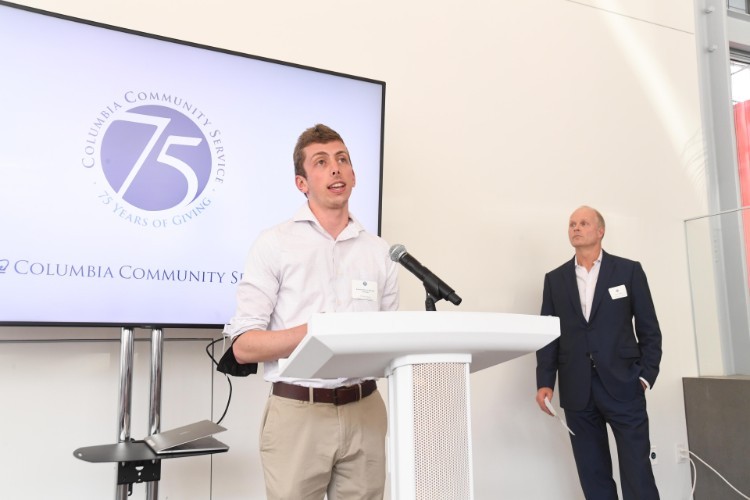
[118,455,161,486]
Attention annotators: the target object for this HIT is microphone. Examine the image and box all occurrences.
[389,244,462,305]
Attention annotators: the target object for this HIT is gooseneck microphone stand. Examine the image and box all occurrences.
[422,273,460,311]
[425,291,438,311]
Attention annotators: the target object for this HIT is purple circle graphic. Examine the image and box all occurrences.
[101,105,212,211]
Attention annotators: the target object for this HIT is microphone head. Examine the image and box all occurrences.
[389,244,407,262]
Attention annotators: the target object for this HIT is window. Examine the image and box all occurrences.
[728,0,749,15]
[731,56,750,294]
[689,1,750,375]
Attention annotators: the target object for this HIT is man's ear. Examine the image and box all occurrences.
[295,175,308,194]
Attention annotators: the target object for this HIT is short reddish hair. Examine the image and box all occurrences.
[293,124,346,178]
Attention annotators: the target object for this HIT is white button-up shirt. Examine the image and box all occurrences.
[224,203,399,387]
[574,250,602,322]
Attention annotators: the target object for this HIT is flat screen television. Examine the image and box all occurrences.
[0,1,385,328]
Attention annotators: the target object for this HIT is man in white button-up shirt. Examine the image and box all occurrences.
[224,124,399,500]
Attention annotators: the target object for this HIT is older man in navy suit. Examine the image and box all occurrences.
[536,206,662,500]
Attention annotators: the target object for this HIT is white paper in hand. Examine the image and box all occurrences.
[544,397,575,436]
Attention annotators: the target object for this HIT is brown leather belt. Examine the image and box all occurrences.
[272,379,377,406]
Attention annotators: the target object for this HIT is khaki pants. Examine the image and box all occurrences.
[259,389,387,500]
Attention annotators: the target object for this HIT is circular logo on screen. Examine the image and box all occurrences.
[82,91,227,228]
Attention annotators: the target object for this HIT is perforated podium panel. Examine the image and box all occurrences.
[387,354,474,500]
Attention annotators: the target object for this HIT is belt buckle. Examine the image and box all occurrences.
[332,385,347,406]
[333,383,361,406]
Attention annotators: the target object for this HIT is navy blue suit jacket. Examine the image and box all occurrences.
[536,251,662,411]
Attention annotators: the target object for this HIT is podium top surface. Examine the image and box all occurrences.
[278,311,559,379]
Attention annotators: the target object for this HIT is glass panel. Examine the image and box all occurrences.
[685,208,750,376]
[731,58,750,299]
[731,60,750,104]
[728,0,748,14]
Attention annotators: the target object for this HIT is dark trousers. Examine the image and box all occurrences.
[563,370,660,500]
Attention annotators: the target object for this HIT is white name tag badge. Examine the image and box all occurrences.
[352,280,378,301]
[609,284,628,300]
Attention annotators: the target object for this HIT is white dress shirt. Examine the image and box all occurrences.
[574,251,602,322]
[223,203,399,388]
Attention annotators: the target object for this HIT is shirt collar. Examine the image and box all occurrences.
[293,202,363,240]
[293,202,317,223]
[575,249,603,268]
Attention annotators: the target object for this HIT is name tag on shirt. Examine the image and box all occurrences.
[352,280,377,301]
[609,284,628,300]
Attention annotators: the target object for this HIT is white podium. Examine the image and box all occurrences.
[278,311,559,500]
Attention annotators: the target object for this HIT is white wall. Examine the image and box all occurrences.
[1,0,706,498]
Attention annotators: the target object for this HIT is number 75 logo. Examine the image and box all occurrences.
[101,106,212,212]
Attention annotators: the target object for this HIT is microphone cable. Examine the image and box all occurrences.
[205,337,233,426]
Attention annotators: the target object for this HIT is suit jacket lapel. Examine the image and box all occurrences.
[589,250,614,322]
[562,257,587,323]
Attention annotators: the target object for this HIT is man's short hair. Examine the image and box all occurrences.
[576,205,606,230]
[591,207,606,230]
[293,124,346,178]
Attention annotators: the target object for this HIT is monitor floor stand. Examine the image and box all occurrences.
[72,327,227,500]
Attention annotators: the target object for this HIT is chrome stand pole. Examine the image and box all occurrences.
[146,328,164,500]
[115,327,135,500]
